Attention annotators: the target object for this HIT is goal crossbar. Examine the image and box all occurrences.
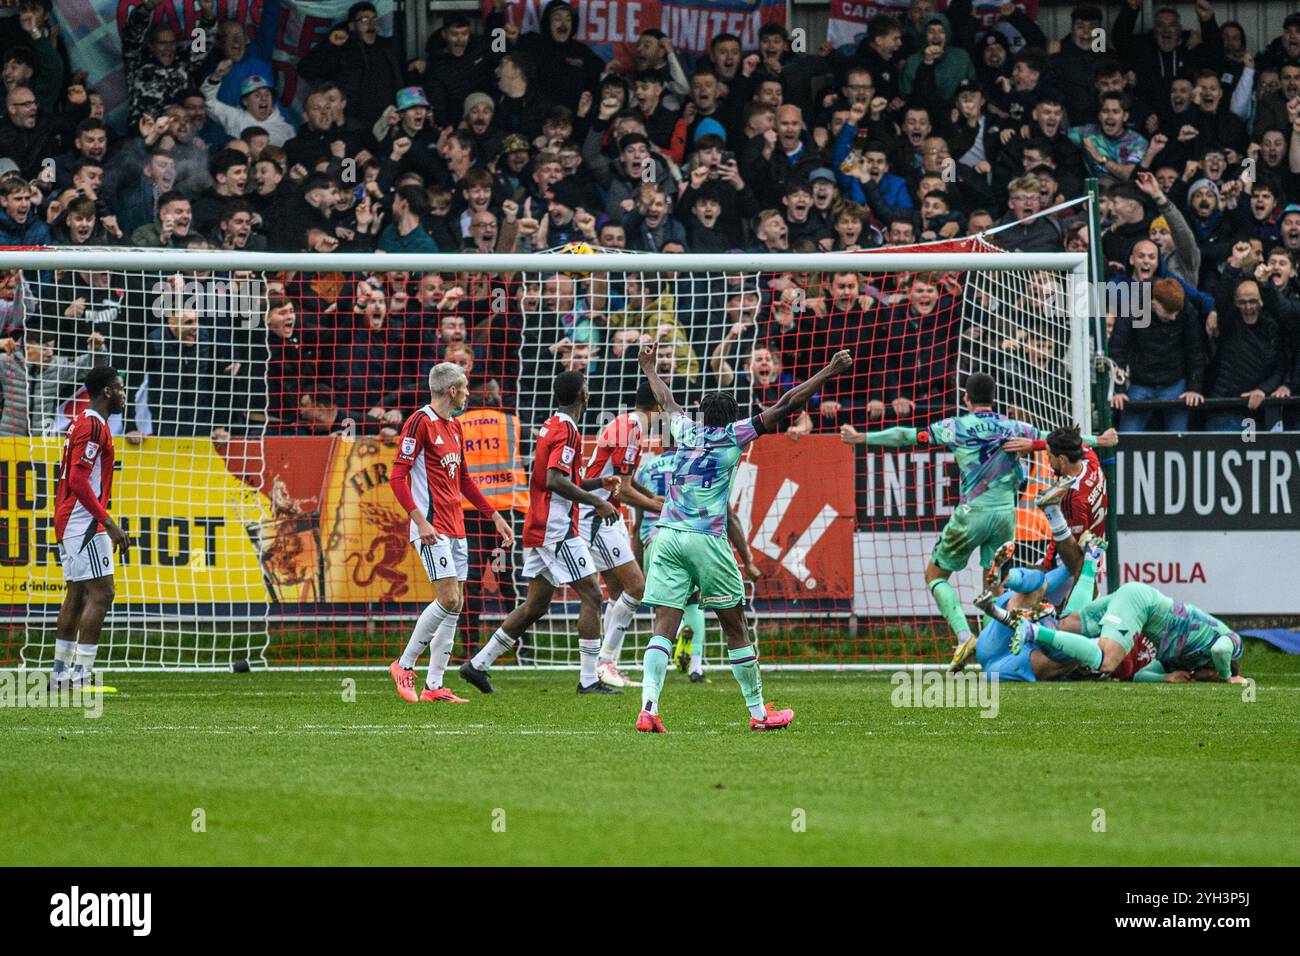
[0,248,1088,274]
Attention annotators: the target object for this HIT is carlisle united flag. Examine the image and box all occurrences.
[483,0,787,63]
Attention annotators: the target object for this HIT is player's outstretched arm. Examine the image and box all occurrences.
[841,424,921,447]
[637,341,682,415]
[760,349,853,434]
[547,468,619,523]
[613,474,663,512]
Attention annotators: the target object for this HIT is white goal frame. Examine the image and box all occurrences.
[4,246,1092,672]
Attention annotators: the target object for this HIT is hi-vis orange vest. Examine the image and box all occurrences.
[459,407,528,512]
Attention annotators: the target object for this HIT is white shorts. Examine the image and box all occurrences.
[59,532,114,583]
[579,514,635,572]
[414,536,469,582]
[522,538,595,586]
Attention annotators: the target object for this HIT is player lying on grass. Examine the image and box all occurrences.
[580,381,669,690]
[633,444,761,684]
[51,366,130,688]
[388,362,515,703]
[972,531,1106,683]
[459,370,624,695]
[976,488,1229,685]
[841,372,1117,672]
[1010,556,1248,685]
[635,342,855,733]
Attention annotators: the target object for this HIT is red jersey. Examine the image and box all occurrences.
[523,411,581,548]
[390,405,484,540]
[54,410,115,545]
[1043,446,1107,568]
[1110,633,1157,681]
[579,411,643,520]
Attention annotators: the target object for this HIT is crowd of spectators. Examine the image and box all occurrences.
[0,0,1297,436]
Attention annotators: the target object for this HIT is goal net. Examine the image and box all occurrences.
[0,242,1090,671]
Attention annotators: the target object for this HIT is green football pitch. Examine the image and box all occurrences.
[4,644,1299,867]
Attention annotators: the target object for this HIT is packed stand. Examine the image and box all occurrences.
[0,0,1297,435]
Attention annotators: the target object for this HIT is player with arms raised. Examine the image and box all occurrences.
[388,362,515,703]
[635,343,854,733]
[633,444,760,683]
[841,372,1117,670]
[51,367,130,688]
[459,370,623,695]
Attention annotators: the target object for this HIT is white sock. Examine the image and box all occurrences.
[399,601,450,669]
[578,639,600,686]
[425,612,460,690]
[748,703,766,719]
[689,646,703,673]
[471,628,515,670]
[54,639,75,669]
[74,643,98,672]
[1043,503,1071,540]
[598,593,640,663]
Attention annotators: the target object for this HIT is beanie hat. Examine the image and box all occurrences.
[463,92,494,118]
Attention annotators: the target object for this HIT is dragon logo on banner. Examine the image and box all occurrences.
[319,437,422,604]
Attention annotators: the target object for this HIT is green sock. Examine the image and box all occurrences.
[928,578,971,642]
[727,644,764,714]
[1031,624,1103,668]
[1063,557,1098,617]
[681,603,706,665]
[641,635,672,713]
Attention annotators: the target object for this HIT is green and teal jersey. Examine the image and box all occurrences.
[1077,583,1242,674]
[658,412,761,537]
[928,411,1037,511]
[634,449,676,543]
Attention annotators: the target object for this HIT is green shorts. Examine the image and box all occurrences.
[930,505,1017,574]
[643,526,744,611]
[1089,582,1162,654]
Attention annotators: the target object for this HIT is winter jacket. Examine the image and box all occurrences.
[423,32,501,127]
[145,324,220,436]
[899,14,977,107]
[0,210,51,246]
[623,209,688,253]
[507,1,606,112]
[298,31,406,130]
[1108,296,1205,393]
[1209,283,1284,397]
[1113,6,1222,107]
[201,74,296,147]
[121,2,214,124]
[1154,197,1201,286]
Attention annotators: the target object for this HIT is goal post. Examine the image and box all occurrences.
[0,243,1092,671]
